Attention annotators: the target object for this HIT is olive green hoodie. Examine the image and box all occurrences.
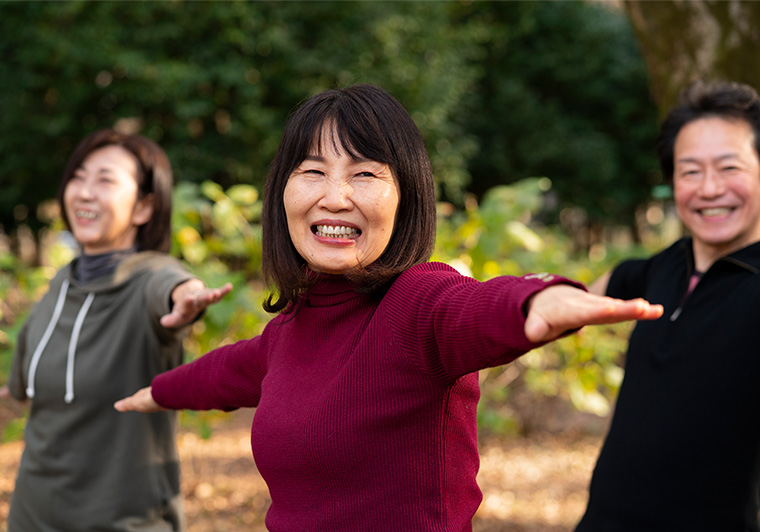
[7,251,196,531]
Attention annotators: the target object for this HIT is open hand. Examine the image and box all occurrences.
[524,284,663,343]
[160,281,233,329]
[114,386,162,413]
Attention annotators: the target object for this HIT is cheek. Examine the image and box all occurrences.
[735,180,759,202]
[282,190,308,247]
[382,196,400,228]
[672,184,692,210]
[283,182,302,218]
[62,186,77,217]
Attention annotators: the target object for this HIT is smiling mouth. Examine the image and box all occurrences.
[698,207,735,217]
[75,210,100,220]
[313,224,361,239]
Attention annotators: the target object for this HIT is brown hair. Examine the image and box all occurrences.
[57,128,174,252]
[261,84,437,313]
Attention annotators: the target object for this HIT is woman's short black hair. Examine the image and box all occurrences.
[57,128,174,253]
[262,84,436,313]
[656,79,760,182]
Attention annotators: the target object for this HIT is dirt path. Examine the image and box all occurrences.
[0,407,601,531]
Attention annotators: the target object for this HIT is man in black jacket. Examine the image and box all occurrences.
[577,79,760,532]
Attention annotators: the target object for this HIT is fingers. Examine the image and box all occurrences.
[160,282,233,329]
[185,282,233,312]
[590,297,663,324]
[524,286,663,343]
[114,387,161,412]
[633,298,664,320]
[193,282,233,309]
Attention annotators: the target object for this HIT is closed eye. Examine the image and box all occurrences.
[678,169,701,178]
[97,173,118,184]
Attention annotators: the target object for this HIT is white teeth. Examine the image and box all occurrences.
[76,210,99,219]
[700,207,733,217]
[315,225,360,239]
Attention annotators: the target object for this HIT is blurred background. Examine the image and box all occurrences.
[1,1,759,530]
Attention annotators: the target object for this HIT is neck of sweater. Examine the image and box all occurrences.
[304,274,365,307]
[77,246,137,283]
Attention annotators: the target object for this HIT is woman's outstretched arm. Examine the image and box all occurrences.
[524,284,662,343]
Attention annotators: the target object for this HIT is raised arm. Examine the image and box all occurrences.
[523,283,662,343]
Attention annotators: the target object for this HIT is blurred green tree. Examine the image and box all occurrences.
[452,1,661,243]
[1,1,663,259]
[0,1,476,258]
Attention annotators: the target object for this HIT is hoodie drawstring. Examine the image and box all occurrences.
[25,279,95,404]
[65,292,94,403]
[26,280,69,399]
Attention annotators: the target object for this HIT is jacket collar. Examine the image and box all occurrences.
[679,237,760,276]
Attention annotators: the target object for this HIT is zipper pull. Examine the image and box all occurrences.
[670,306,682,321]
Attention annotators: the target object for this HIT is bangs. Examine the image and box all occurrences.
[303,110,393,166]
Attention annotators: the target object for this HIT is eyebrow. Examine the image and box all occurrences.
[676,153,741,165]
[301,154,374,163]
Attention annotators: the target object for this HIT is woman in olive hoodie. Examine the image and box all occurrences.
[2,129,231,531]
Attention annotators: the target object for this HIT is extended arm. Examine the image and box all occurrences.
[523,283,662,343]
[159,280,233,329]
[114,386,160,412]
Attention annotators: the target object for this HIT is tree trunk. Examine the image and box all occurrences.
[624,0,760,116]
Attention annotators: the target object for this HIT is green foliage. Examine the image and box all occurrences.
[0,1,658,243]
[166,180,272,361]
[452,1,661,228]
[1,417,26,444]
[0,1,477,232]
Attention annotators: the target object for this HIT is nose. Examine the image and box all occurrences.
[67,178,95,201]
[698,168,726,197]
[317,179,353,211]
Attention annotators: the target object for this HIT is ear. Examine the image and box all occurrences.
[131,194,155,227]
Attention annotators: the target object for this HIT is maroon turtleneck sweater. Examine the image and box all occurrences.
[152,262,580,531]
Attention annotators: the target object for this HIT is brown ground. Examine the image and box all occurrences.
[0,406,602,532]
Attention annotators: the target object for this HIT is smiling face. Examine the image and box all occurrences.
[283,125,400,275]
[63,144,154,255]
[673,116,760,269]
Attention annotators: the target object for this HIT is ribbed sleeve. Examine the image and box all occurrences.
[384,262,584,383]
[152,335,268,411]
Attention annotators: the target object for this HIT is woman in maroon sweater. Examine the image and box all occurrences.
[116,84,661,531]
